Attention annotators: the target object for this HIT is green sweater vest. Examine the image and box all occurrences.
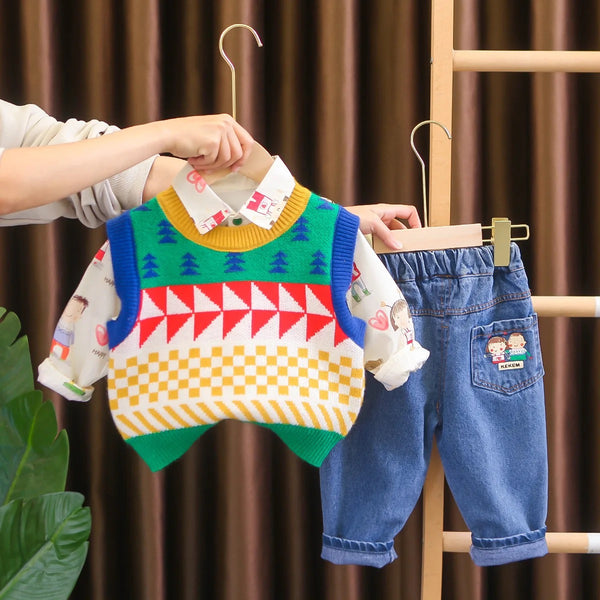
[106,183,366,470]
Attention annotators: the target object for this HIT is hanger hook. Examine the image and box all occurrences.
[410,120,452,228]
[219,24,263,121]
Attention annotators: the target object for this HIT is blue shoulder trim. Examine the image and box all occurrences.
[106,212,140,348]
[330,207,366,347]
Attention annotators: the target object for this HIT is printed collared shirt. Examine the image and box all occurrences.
[173,157,296,233]
[38,159,429,403]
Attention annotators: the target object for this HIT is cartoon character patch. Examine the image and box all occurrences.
[389,298,414,347]
[485,331,531,370]
[50,294,89,360]
[367,300,415,346]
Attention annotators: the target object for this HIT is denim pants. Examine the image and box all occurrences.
[320,244,548,567]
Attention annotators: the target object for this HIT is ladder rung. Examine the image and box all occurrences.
[443,531,600,554]
[453,50,600,72]
[532,296,600,318]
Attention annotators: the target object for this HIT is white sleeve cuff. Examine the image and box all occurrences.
[38,358,94,402]
[372,342,430,391]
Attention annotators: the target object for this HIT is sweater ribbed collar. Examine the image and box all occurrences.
[156,182,311,252]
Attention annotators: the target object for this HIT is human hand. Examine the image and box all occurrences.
[346,203,422,250]
[158,114,255,173]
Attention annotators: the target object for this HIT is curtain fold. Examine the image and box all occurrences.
[313,0,358,205]
[0,2,598,599]
[123,0,161,124]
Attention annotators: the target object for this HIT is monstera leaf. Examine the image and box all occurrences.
[0,308,34,406]
[0,492,90,600]
[0,391,69,505]
[0,309,90,600]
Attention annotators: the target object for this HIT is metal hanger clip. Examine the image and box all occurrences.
[482,218,530,266]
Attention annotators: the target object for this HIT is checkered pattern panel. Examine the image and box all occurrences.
[108,343,365,440]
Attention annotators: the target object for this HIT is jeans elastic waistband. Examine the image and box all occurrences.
[380,242,524,283]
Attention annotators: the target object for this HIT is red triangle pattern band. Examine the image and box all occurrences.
[252,280,279,309]
[166,313,192,342]
[251,310,278,337]
[169,284,194,312]
[139,315,164,347]
[136,282,349,347]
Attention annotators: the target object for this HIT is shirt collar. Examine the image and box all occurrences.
[172,156,296,234]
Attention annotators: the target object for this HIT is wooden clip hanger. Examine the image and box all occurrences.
[200,23,275,186]
[372,120,530,266]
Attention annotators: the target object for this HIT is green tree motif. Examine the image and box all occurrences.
[180,253,200,276]
[157,219,177,243]
[225,253,245,273]
[269,251,288,274]
[142,253,159,278]
[310,250,327,275]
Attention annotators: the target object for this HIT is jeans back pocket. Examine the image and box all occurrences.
[471,315,544,396]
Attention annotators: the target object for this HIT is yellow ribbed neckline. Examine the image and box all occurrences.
[156,182,311,252]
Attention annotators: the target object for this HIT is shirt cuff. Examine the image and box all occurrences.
[38,358,93,402]
[372,342,430,391]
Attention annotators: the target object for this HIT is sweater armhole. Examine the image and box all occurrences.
[330,208,365,346]
[106,212,140,347]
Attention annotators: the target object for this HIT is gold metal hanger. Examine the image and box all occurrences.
[373,119,529,266]
[219,23,263,121]
[203,23,274,185]
[410,119,451,228]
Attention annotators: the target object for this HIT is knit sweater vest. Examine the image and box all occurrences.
[105,182,366,471]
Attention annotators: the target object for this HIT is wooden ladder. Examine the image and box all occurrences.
[421,1,600,598]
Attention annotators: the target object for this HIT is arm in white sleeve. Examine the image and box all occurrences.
[349,232,429,390]
[38,242,118,400]
[0,99,156,227]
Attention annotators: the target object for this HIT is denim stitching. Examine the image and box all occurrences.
[322,534,394,554]
[471,526,547,549]
[438,323,449,415]
[472,373,544,394]
[411,291,532,317]
[393,265,526,286]
[472,320,536,340]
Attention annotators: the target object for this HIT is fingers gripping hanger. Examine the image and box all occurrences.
[372,119,530,266]
[172,23,275,226]
[202,23,275,184]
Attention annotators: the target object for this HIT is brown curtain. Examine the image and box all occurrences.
[1,1,598,598]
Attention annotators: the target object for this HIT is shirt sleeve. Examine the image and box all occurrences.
[0,99,157,228]
[37,242,118,401]
[348,232,429,390]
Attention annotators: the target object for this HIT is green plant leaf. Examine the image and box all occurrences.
[0,308,88,598]
[0,492,90,600]
[0,391,69,505]
[0,308,34,407]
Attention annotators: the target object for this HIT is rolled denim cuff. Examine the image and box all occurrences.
[321,534,397,568]
[470,526,548,566]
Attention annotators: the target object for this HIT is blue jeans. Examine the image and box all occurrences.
[320,244,548,567]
